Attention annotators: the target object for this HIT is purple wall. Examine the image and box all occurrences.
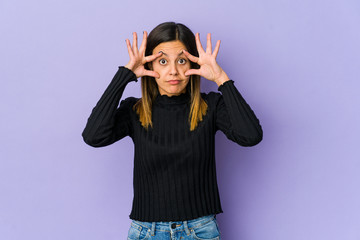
[1,0,359,239]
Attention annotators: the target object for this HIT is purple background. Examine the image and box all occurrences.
[1,0,359,239]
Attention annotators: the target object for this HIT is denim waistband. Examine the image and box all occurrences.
[131,214,216,236]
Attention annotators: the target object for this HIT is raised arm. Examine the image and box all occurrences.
[81,67,137,147]
[183,32,262,146]
[216,81,263,146]
[82,31,163,147]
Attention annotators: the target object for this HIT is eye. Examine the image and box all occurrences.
[178,58,187,65]
[159,59,167,65]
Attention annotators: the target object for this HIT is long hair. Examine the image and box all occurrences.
[133,22,208,131]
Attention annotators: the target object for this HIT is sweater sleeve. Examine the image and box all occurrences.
[216,80,263,146]
[82,66,138,147]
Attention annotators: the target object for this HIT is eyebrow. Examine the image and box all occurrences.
[159,51,185,57]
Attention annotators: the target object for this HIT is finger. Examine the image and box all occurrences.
[133,32,138,54]
[143,69,160,78]
[125,39,134,58]
[206,33,212,53]
[195,33,205,54]
[139,31,147,54]
[185,69,201,76]
[213,40,221,58]
[145,51,163,62]
[182,50,199,63]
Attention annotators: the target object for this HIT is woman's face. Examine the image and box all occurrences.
[151,40,191,97]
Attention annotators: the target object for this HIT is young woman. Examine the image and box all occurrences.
[82,22,263,240]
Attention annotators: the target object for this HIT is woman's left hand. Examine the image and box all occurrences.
[183,33,230,86]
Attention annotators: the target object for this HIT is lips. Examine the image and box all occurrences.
[168,80,181,85]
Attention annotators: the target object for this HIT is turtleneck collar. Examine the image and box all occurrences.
[154,90,191,106]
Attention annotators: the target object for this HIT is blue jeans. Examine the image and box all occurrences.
[127,214,221,240]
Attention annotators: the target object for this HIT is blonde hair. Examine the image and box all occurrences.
[133,74,207,131]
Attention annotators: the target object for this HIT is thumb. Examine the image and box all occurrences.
[144,69,160,78]
[185,69,200,77]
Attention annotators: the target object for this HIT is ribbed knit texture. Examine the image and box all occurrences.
[82,66,263,221]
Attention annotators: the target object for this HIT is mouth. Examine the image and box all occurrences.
[168,80,181,85]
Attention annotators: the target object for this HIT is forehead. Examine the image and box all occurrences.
[152,40,187,55]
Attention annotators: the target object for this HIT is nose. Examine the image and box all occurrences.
[169,62,178,76]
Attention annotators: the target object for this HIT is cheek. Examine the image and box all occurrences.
[151,62,160,72]
[152,64,164,79]
[179,63,191,74]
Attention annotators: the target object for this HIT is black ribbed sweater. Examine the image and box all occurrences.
[82,66,263,222]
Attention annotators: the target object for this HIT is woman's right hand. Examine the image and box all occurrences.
[124,31,162,78]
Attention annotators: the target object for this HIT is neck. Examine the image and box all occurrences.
[154,90,190,106]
